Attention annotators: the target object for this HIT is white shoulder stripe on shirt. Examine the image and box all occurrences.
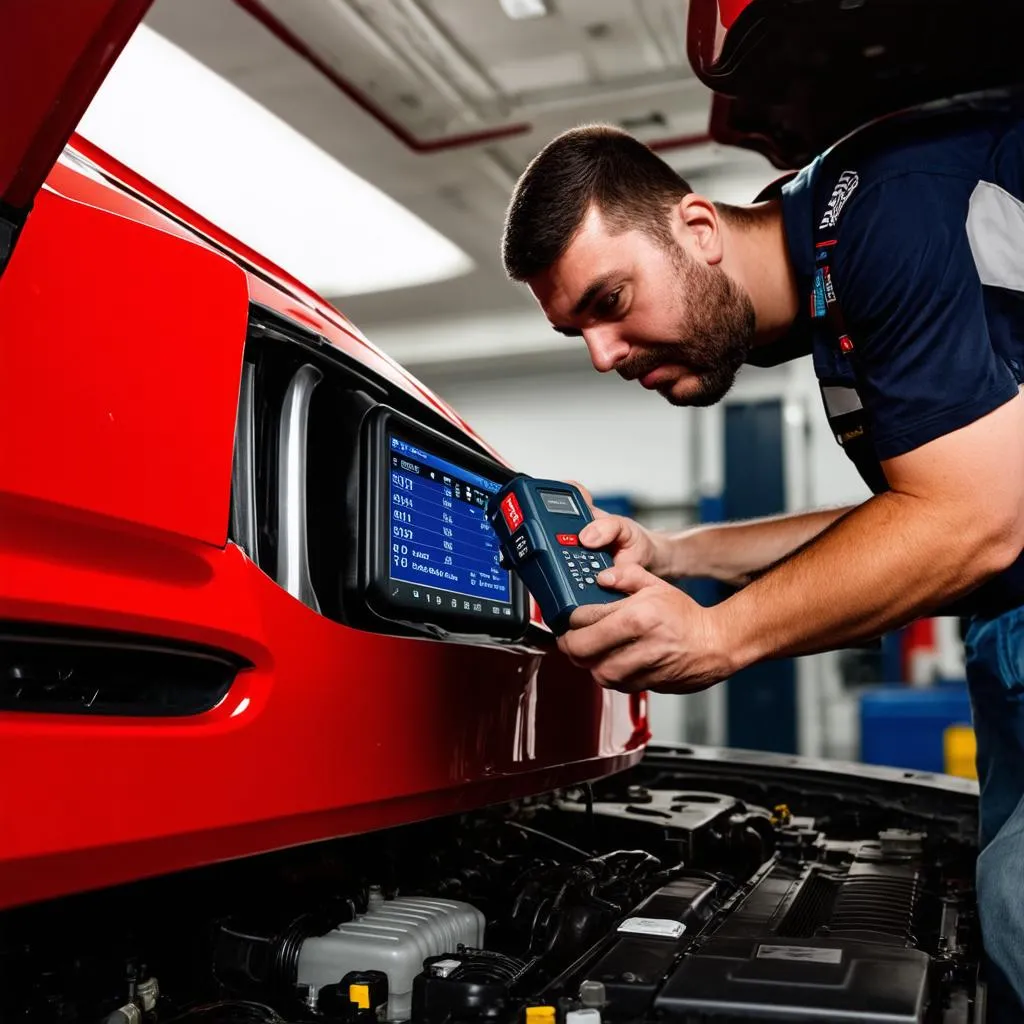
[966,180,1024,293]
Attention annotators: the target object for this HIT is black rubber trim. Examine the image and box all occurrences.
[0,623,248,717]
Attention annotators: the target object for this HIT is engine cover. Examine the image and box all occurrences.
[656,939,929,1022]
[653,843,931,1022]
[297,896,484,1021]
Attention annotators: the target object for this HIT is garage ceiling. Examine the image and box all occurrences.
[144,0,774,339]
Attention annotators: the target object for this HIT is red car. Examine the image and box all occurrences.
[0,3,986,1023]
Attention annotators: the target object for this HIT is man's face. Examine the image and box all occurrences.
[528,206,755,406]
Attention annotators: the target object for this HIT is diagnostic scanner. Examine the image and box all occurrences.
[487,476,621,635]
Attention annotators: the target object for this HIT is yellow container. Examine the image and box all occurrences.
[943,725,977,780]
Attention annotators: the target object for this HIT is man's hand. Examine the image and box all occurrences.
[570,482,671,577]
[556,564,735,693]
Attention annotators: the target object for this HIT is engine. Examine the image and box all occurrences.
[0,755,981,1024]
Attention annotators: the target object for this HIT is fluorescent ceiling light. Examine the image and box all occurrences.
[499,0,550,20]
[76,25,474,297]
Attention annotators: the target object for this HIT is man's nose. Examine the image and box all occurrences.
[582,326,630,373]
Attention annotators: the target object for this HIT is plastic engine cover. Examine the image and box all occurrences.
[297,896,485,1020]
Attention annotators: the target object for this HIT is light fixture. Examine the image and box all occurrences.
[499,0,550,20]
[75,25,474,297]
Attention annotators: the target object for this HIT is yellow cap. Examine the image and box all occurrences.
[526,1008,556,1022]
[349,984,370,1010]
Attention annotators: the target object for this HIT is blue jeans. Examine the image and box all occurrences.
[965,607,1024,1020]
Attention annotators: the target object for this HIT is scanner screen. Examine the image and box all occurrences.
[539,490,580,516]
[387,433,512,616]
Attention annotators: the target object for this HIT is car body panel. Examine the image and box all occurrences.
[0,184,250,547]
[0,63,647,908]
[0,530,645,908]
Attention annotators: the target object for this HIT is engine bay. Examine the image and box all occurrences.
[1,749,982,1023]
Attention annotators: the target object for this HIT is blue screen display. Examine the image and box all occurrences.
[388,434,511,605]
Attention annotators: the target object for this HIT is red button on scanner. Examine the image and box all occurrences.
[556,533,579,546]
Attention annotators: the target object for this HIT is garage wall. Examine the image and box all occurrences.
[426,368,696,507]
[790,359,872,510]
[725,360,869,508]
[419,357,869,515]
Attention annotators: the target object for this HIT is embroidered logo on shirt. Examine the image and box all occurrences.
[818,171,860,230]
[812,266,836,318]
[822,265,836,305]
[812,269,827,318]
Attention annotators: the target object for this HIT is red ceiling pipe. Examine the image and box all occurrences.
[233,0,533,153]
[647,130,713,152]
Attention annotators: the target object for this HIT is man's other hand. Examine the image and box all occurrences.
[557,564,735,693]
[568,481,669,577]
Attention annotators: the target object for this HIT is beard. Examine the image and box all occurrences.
[617,248,756,407]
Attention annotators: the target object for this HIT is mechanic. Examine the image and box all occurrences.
[500,109,1024,1016]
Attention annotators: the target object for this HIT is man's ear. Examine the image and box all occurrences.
[670,194,723,266]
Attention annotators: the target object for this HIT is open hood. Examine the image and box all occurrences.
[0,0,152,270]
[688,0,1024,168]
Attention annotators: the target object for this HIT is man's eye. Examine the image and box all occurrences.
[597,290,621,315]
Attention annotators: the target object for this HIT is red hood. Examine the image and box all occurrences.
[0,1,151,219]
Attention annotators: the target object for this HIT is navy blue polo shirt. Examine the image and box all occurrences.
[773,104,1024,615]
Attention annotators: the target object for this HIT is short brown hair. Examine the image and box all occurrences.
[501,125,693,281]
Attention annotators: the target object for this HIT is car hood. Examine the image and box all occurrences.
[0,0,152,270]
[687,0,1024,168]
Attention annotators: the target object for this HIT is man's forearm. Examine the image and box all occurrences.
[714,490,1015,669]
[657,507,855,584]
